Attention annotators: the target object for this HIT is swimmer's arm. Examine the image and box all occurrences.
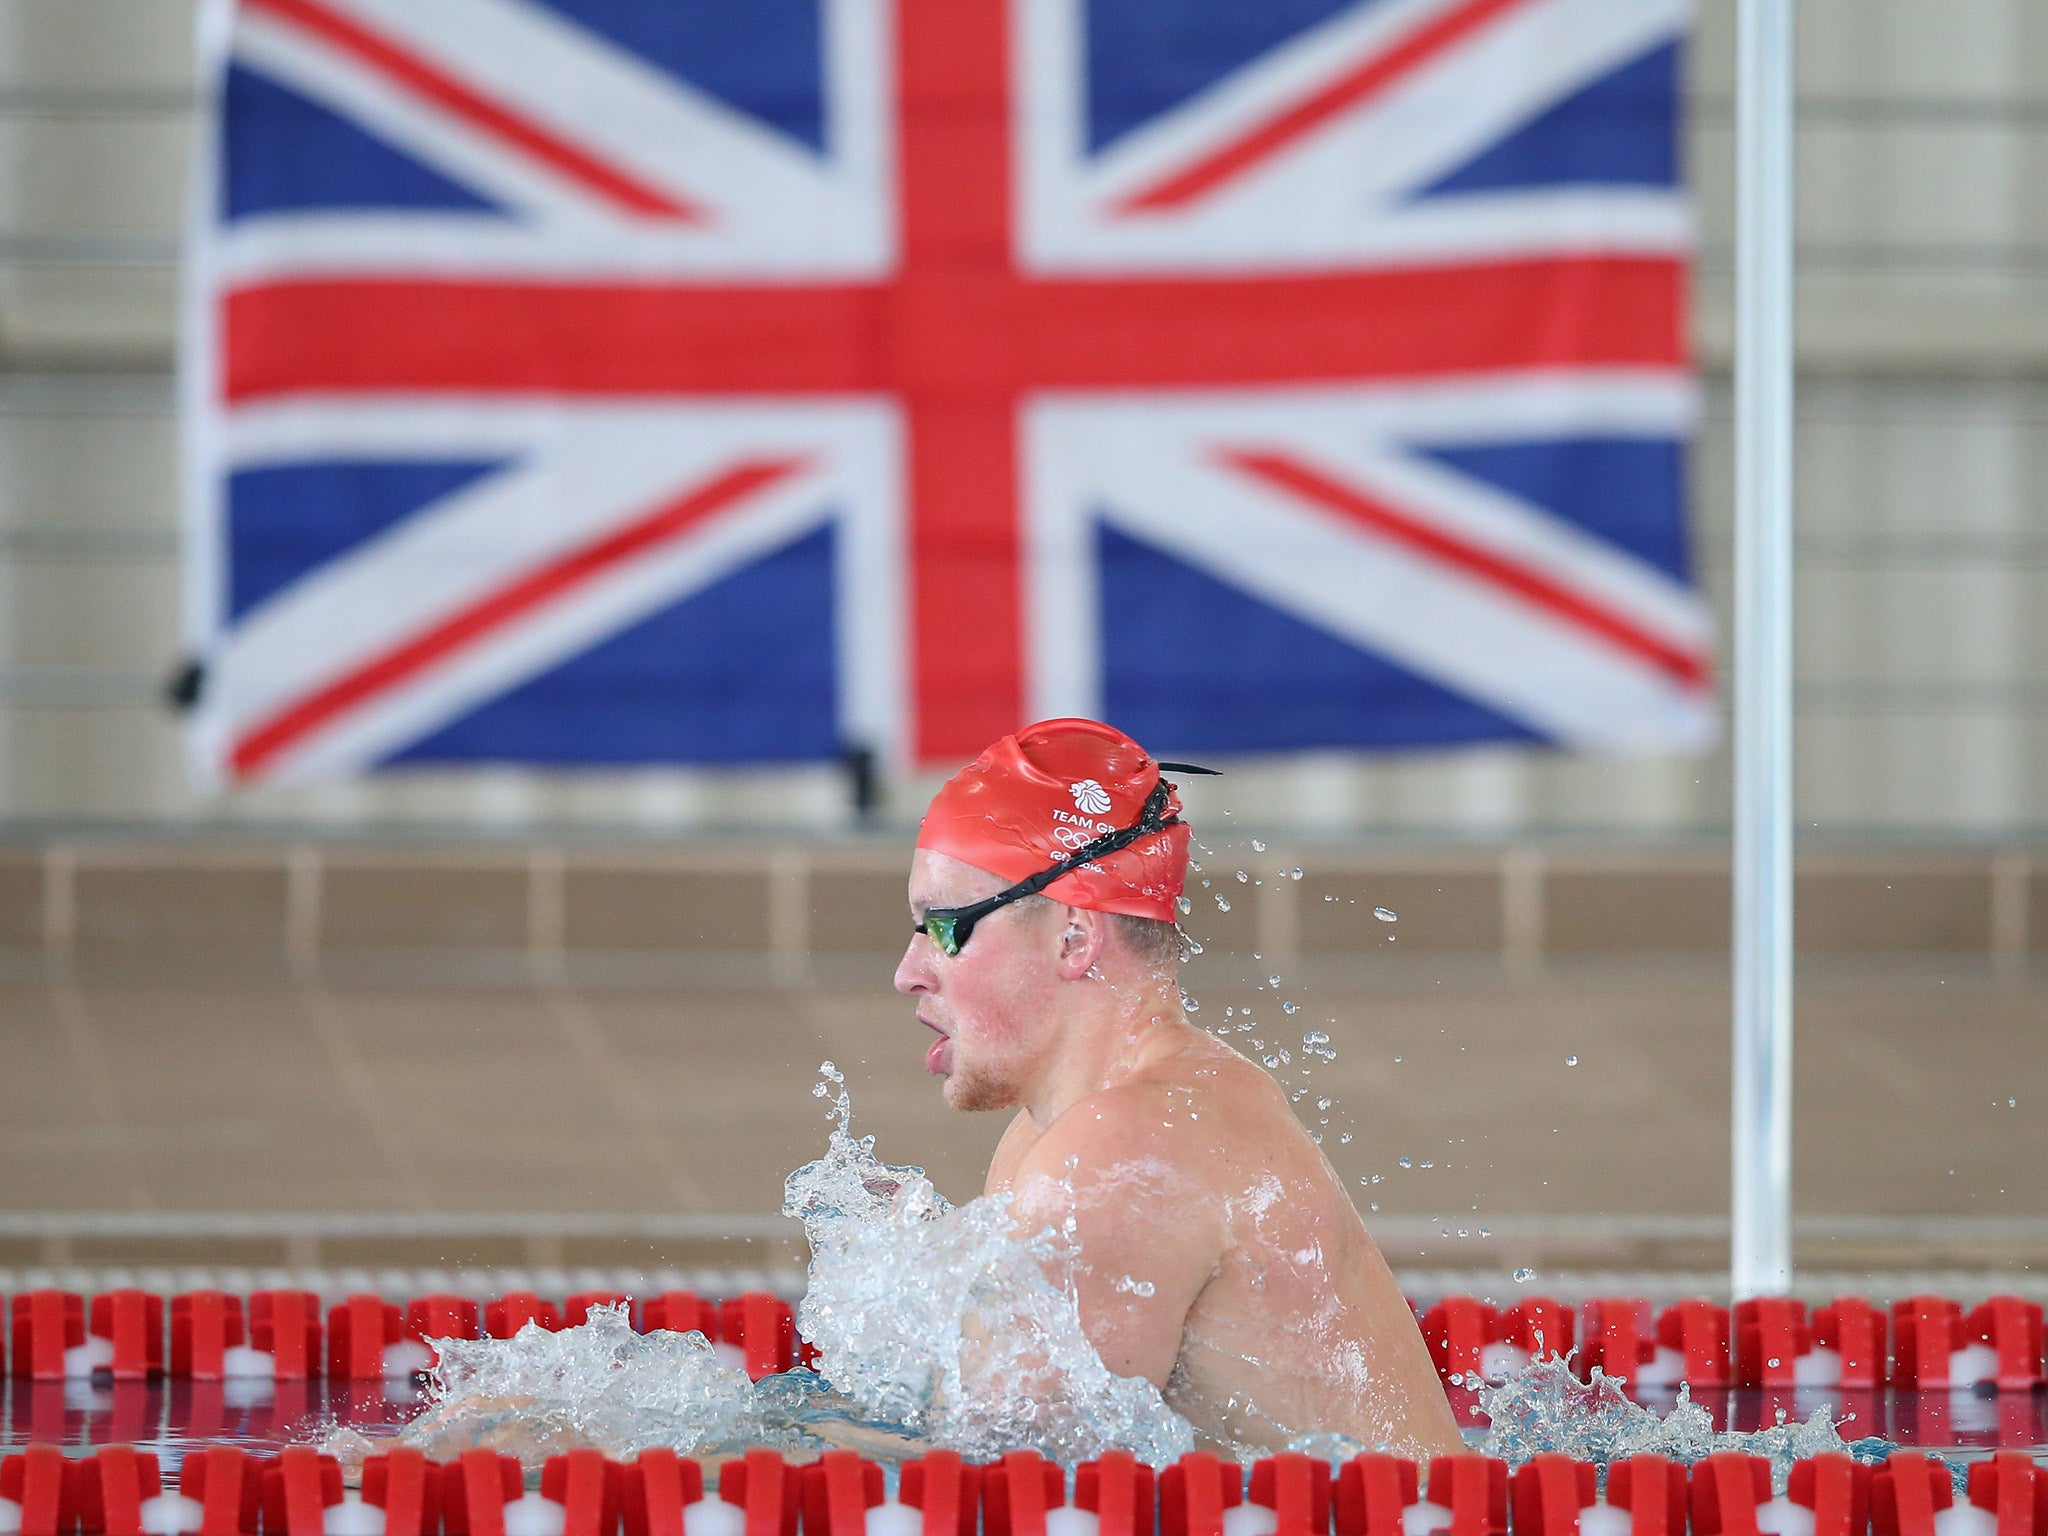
[1006,1096,1224,1389]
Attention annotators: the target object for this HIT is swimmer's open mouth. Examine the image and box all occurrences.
[919,1014,952,1075]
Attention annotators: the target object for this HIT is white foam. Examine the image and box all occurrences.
[1401,1502,1455,1536]
[711,1341,749,1372]
[64,1335,114,1378]
[139,1494,209,1536]
[382,1340,435,1378]
[1045,1509,1100,1536]
[221,1345,277,1379]
[1480,1343,1531,1383]
[1948,1342,1998,1389]
[1754,1499,1815,1536]
[0,1496,23,1536]
[1578,1505,1633,1536]
[1933,1505,1997,1536]
[501,1496,566,1536]
[684,1499,749,1536]
[323,1497,388,1536]
[1631,1347,1687,1389]
[1792,1348,1841,1389]
[864,1503,924,1536]
[1223,1505,1279,1536]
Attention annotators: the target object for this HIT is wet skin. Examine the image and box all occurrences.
[897,850,1464,1457]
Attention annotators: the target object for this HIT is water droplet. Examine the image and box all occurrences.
[1214,895,1231,912]
[1283,1000,1300,1014]
[2008,1098,2018,1108]
[1339,1132,1353,1145]
[1176,895,1192,916]
[1315,1097,1333,1111]
[1251,839,1266,852]
[1290,867,1303,880]
[1513,1267,1536,1284]
[1368,1202,1379,1212]
[1263,1054,1283,1069]
[1565,1054,1579,1067]
[1268,973,1281,987]
[1235,870,1249,883]
[1373,907,1398,922]
[1398,1156,1413,1169]
[1448,1372,1467,1387]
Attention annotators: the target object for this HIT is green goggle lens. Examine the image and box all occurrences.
[920,913,963,955]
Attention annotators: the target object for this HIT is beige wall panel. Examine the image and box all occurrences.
[0,267,179,363]
[1798,563,2034,687]
[1859,0,2038,100]
[0,0,198,93]
[0,703,187,818]
[1686,0,1734,99]
[0,558,179,667]
[1861,384,2047,540]
[0,119,192,241]
[1813,123,2035,253]
[201,763,854,832]
[0,400,178,531]
[1798,710,2032,829]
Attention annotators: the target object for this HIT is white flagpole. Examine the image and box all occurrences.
[1730,0,1796,1298]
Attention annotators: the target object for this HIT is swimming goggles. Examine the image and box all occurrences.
[912,763,1217,956]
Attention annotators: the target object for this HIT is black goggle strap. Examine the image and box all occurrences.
[915,764,1220,953]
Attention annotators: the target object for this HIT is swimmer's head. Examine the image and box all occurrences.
[894,719,1203,1111]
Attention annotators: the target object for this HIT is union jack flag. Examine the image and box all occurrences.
[184,0,1713,783]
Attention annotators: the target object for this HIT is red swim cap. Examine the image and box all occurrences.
[915,718,1189,922]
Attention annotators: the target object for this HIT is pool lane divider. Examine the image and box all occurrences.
[264,1447,443,1536]
[802,1449,980,1536]
[78,1445,262,1536]
[4,1287,2047,1399]
[1,1289,801,1385]
[0,1450,2043,1536]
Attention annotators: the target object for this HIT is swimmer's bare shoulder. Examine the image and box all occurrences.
[991,1076,1231,1387]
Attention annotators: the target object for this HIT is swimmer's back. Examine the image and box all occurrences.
[986,1026,1462,1455]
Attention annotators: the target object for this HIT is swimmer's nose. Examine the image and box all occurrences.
[894,936,934,995]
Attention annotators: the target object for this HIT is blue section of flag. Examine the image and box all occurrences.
[227,459,509,623]
[1417,438,1691,582]
[388,523,840,764]
[1083,0,1364,153]
[222,64,504,220]
[525,0,825,151]
[1096,523,1543,754]
[1420,42,1679,195]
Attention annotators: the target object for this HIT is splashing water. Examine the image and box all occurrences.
[1474,1355,1888,1487]
[408,1064,1192,1471]
[403,1305,759,1464]
[785,1065,1193,1464]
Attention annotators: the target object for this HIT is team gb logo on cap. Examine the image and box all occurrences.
[1069,779,1112,816]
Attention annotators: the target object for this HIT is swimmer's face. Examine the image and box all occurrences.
[895,849,1063,1112]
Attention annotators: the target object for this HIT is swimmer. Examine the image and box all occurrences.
[899,718,1464,1457]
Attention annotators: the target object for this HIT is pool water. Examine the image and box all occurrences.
[5,1376,2042,1468]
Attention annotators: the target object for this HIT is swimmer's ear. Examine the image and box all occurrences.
[1055,907,1107,979]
